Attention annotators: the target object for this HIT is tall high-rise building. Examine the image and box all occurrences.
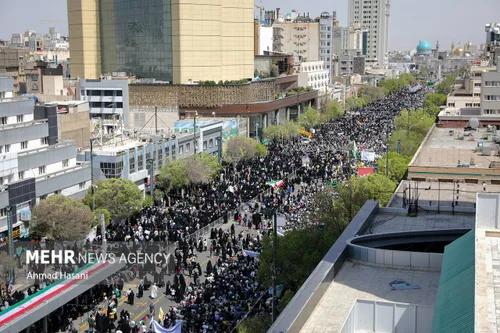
[67,0,254,84]
[348,0,390,66]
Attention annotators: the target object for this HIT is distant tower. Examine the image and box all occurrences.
[451,41,455,54]
[466,40,471,53]
[435,40,440,58]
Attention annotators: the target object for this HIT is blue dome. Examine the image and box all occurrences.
[403,55,412,61]
[417,40,432,51]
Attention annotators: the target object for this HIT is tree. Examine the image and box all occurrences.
[345,96,368,111]
[357,85,389,103]
[398,73,416,86]
[85,178,143,220]
[158,159,189,191]
[94,208,111,226]
[143,195,154,208]
[298,107,321,130]
[263,121,304,141]
[379,78,400,93]
[0,252,16,286]
[394,109,435,137]
[185,153,221,185]
[224,137,267,164]
[321,99,343,121]
[388,130,425,157]
[377,152,412,183]
[237,315,272,333]
[435,74,456,95]
[270,65,279,78]
[31,194,94,240]
[279,290,296,313]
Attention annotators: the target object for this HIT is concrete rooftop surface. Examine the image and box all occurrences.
[367,212,476,235]
[299,261,440,333]
[412,127,500,169]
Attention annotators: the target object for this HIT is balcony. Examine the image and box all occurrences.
[35,164,90,197]
[0,120,48,146]
[18,141,77,172]
[0,98,33,117]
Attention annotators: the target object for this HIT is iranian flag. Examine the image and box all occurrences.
[267,180,285,189]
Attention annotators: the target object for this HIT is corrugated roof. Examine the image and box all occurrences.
[431,229,475,333]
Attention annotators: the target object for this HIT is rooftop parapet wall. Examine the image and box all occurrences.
[130,80,277,109]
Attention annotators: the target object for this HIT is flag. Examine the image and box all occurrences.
[266,180,284,189]
[352,142,359,158]
[152,320,182,333]
[158,307,165,321]
[243,249,260,257]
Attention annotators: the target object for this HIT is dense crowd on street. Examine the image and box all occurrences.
[5,87,427,332]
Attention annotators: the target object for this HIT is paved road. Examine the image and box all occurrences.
[72,219,259,332]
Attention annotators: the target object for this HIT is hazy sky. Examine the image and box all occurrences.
[1,0,499,51]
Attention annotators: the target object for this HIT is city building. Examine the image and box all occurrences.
[339,49,359,76]
[67,0,254,84]
[273,18,320,62]
[416,40,433,56]
[0,76,90,238]
[257,25,273,56]
[297,61,330,94]
[43,100,91,150]
[10,34,24,47]
[0,46,31,95]
[480,60,500,116]
[80,122,222,195]
[78,79,129,134]
[128,75,318,138]
[269,194,480,333]
[348,0,390,66]
[485,23,500,64]
[319,12,334,77]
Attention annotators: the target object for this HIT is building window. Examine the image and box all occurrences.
[179,145,184,155]
[62,159,69,167]
[474,103,481,107]
[17,115,24,123]
[18,171,24,180]
[129,155,135,173]
[448,102,455,107]
[104,90,114,96]
[41,137,48,145]
[38,166,46,175]
[186,143,190,152]
[485,95,499,101]
[474,93,481,97]
[474,82,481,87]
[79,182,86,190]
[0,208,6,217]
[116,90,123,96]
[32,84,38,90]
[0,117,6,125]
[0,177,3,185]
[21,141,28,149]
[99,161,124,178]
[4,144,10,153]
[209,139,213,148]
[138,153,144,170]
[465,103,472,107]
[203,141,207,150]
[91,90,100,96]
[485,109,500,114]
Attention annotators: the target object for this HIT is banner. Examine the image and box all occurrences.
[158,307,165,321]
[243,250,260,257]
[266,180,284,189]
[358,167,375,177]
[152,320,182,333]
[360,151,375,162]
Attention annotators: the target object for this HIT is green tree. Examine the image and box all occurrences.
[345,96,368,110]
[85,178,142,220]
[237,315,272,333]
[0,252,16,287]
[377,152,412,183]
[435,74,456,95]
[94,208,111,226]
[357,85,389,103]
[185,153,221,185]
[298,106,321,130]
[394,109,435,137]
[224,137,267,164]
[158,159,189,191]
[398,73,416,86]
[263,121,304,141]
[279,290,296,313]
[322,99,343,121]
[32,194,94,240]
[143,195,154,207]
[379,78,400,93]
[388,130,425,157]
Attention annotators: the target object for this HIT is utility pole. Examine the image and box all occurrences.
[155,106,158,134]
[407,110,411,138]
[385,128,390,177]
[193,112,197,155]
[148,156,155,198]
[217,136,222,164]
[272,212,278,323]
[90,139,95,212]
[7,206,14,283]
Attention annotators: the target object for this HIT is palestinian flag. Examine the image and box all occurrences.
[266,180,285,189]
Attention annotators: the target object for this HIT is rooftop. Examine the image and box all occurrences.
[410,126,500,169]
[299,262,440,333]
[45,100,87,106]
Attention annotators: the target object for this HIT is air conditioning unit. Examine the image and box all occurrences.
[20,210,31,221]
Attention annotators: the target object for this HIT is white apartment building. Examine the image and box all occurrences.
[297,61,330,94]
[258,26,273,55]
[79,79,129,135]
[274,21,319,62]
[348,0,390,66]
[319,12,334,77]
[0,76,90,238]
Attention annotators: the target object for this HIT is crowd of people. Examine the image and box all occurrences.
[4,87,426,333]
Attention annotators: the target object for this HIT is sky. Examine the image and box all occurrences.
[1,0,499,51]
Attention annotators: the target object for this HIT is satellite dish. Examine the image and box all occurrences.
[469,118,480,129]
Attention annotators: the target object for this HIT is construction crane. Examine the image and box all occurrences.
[254,4,265,23]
